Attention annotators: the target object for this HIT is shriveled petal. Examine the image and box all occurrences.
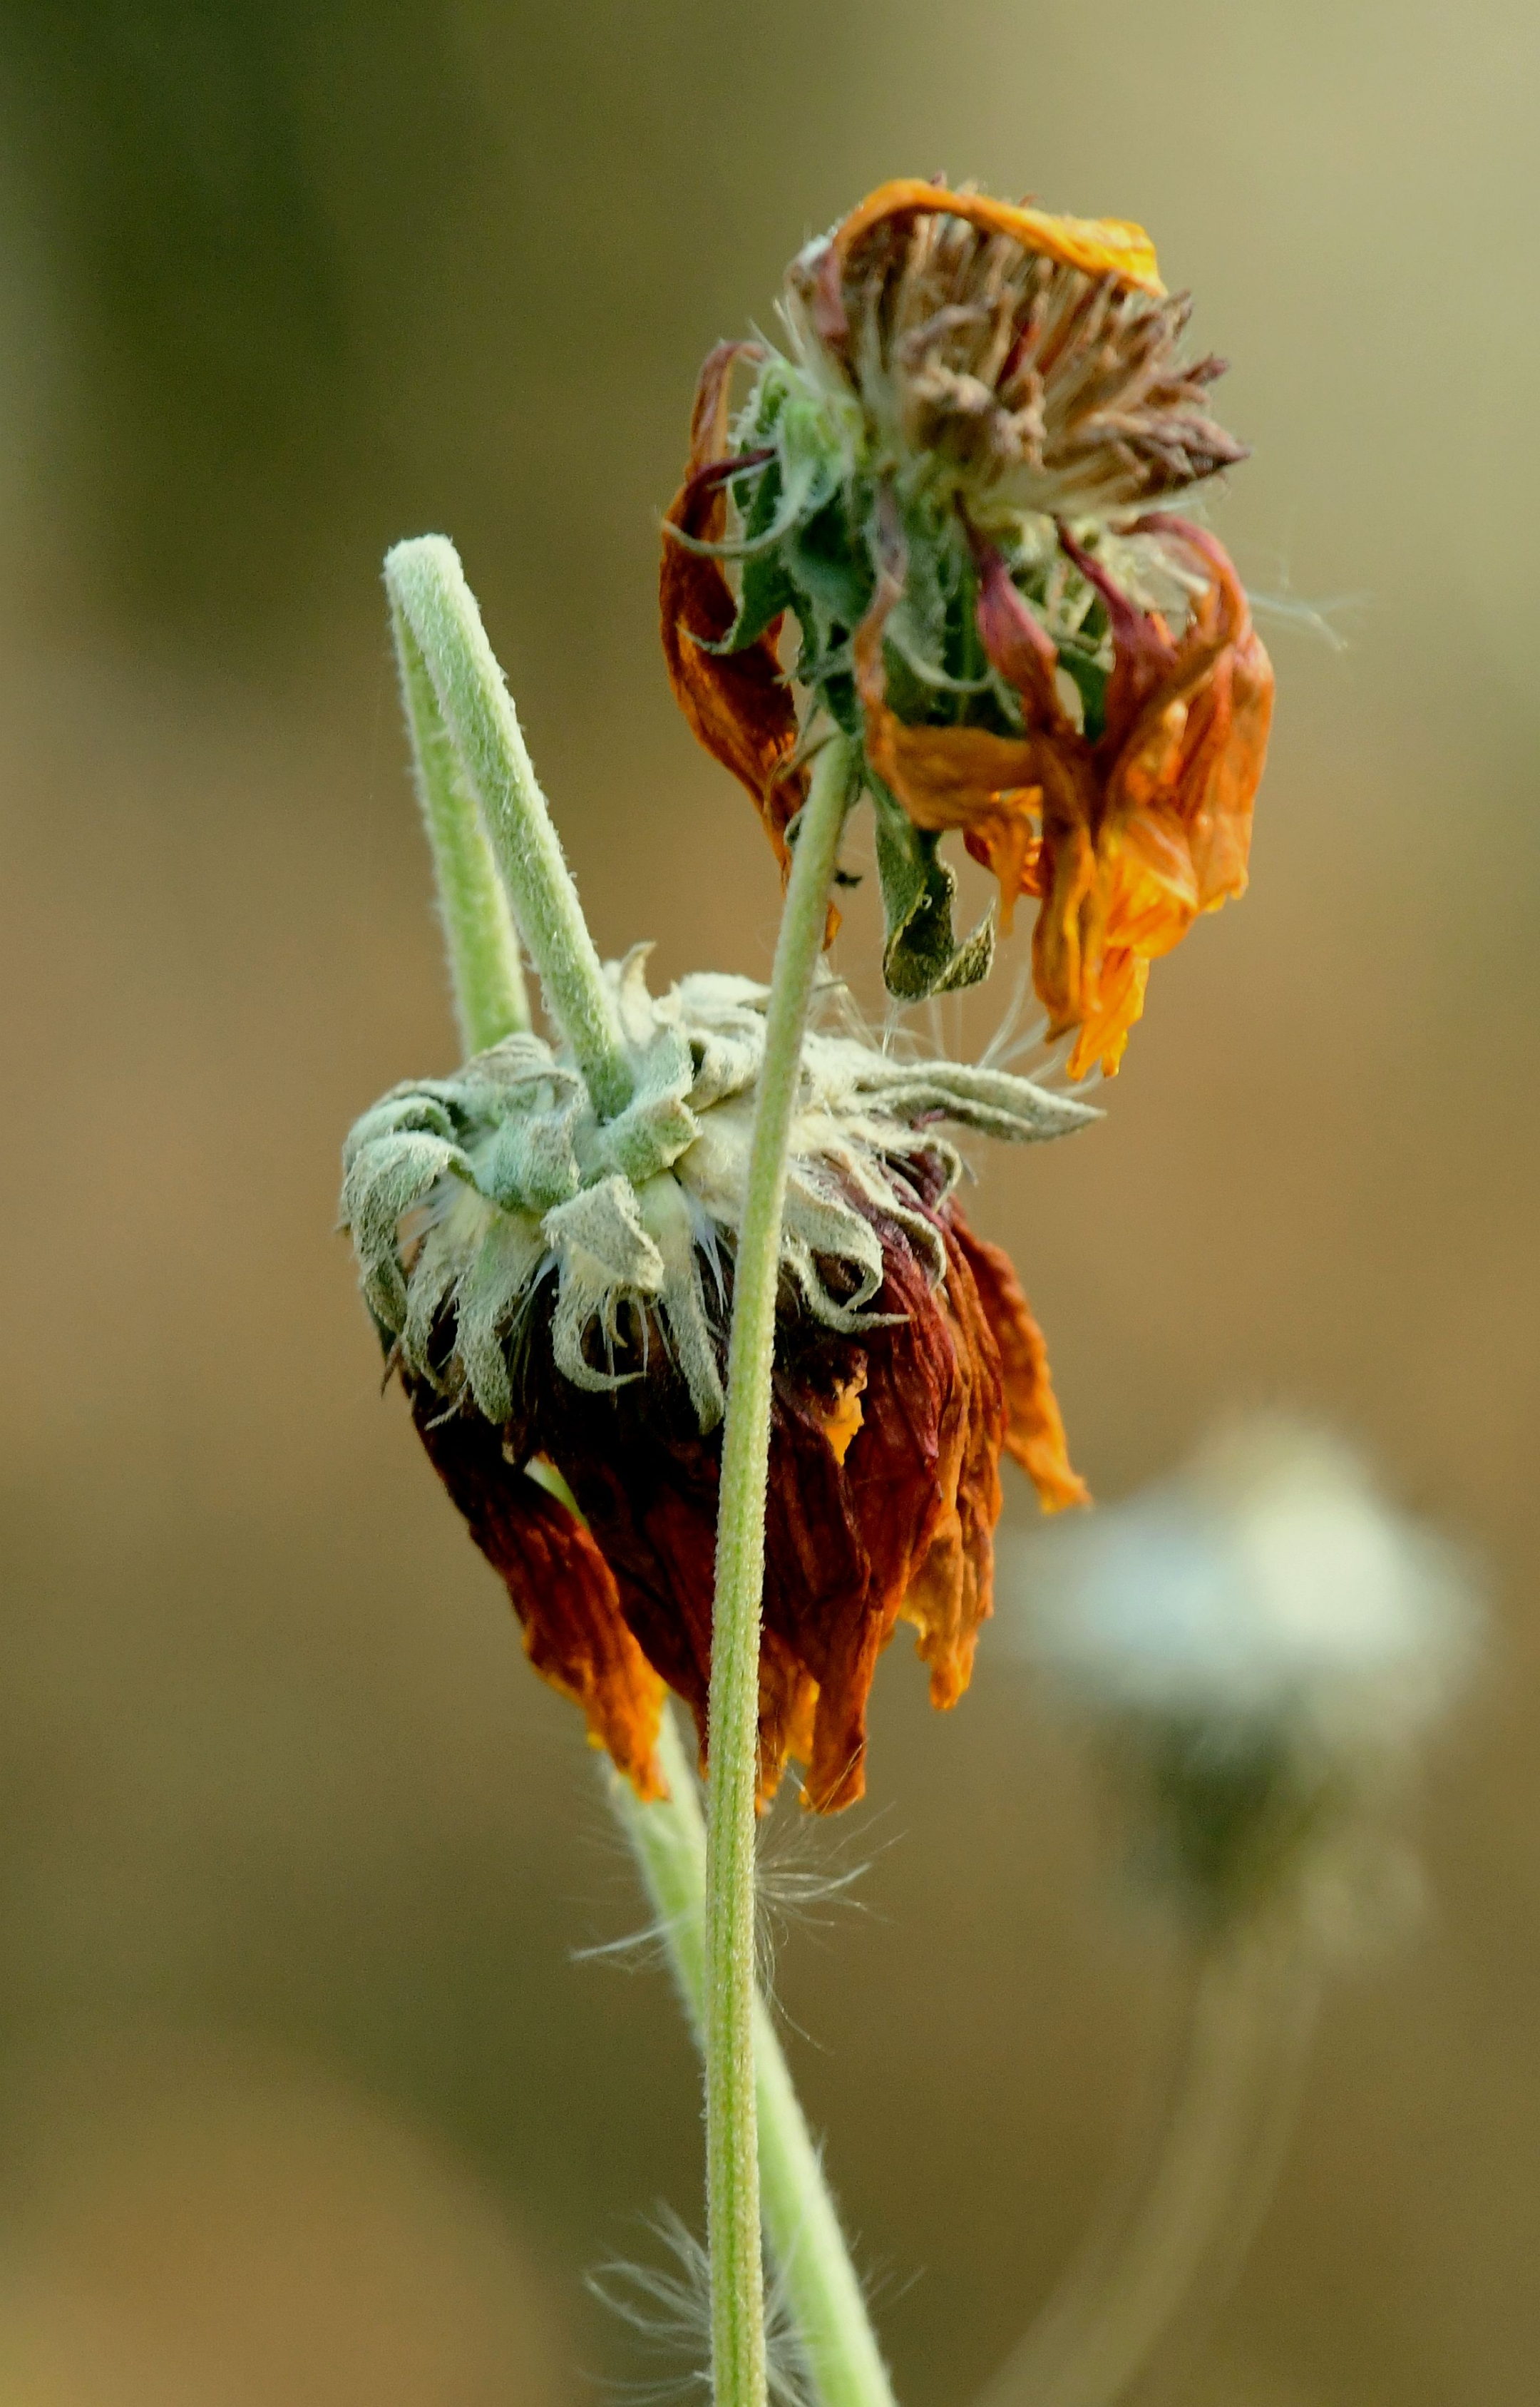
[782,1219,961,1809]
[814,183,1166,352]
[409,1398,667,1801]
[659,339,808,871]
[949,1212,1089,1512]
[1064,950,1149,1079]
[898,1216,1007,1712]
[1124,521,1273,912]
[968,521,1271,1078]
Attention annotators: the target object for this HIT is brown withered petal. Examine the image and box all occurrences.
[406,1182,1084,1813]
[409,1401,668,1802]
[950,1218,1089,1512]
[659,339,808,874]
[896,1214,1005,1716]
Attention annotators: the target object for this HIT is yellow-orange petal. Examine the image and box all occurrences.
[828,178,1165,300]
[1064,949,1149,1081]
[813,1365,868,1466]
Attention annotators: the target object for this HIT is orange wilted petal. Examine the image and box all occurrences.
[965,519,1272,1077]
[1064,949,1149,1080]
[950,1215,1090,1513]
[815,181,1165,352]
[660,339,808,874]
[905,1222,1010,1714]
[410,1403,667,1802]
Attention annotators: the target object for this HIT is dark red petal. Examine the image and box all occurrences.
[409,1392,667,1800]
[948,1212,1089,1512]
[660,342,808,869]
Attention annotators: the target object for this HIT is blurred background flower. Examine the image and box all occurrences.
[1016,1418,1480,1928]
[0,4,1536,2403]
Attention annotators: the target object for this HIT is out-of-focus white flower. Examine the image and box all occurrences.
[1007,1419,1482,1923]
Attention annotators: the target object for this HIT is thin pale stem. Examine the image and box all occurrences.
[384,536,633,1118]
[389,592,530,1052]
[704,735,856,2407]
[608,1710,898,2407]
[976,1919,1320,2407]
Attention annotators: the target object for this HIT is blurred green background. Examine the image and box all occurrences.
[0,2,1536,2399]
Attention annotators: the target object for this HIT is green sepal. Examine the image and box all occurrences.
[1058,644,1110,744]
[868,774,995,1001]
[784,489,875,636]
[700,456,796,655]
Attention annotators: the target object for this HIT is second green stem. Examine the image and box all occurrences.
[703,735,856,2407]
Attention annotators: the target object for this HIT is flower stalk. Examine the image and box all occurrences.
[703,730,858,2407]
[609,1710,898,2407]
[388,588,531,1052]
[977,1921,1319,2407]
[384,536,633,1117]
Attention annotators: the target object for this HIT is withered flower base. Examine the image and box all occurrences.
[662,178,1274,1075]
[346,959,1091,1811]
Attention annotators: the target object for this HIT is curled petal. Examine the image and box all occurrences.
[789,1219,961,1808]
[660,339,808,870]
[1064,949,1149,1080]
[898,1217,1007,1712]
[814,180,1165,350]
[950,1213,1089,1512]
[971,533,1074,738]
[969,521,1271,1076]
[409,1403,667,1802]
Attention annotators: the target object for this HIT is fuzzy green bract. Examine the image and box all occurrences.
[342,949,1096,1438]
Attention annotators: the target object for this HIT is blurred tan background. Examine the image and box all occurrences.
[0,1,1536,2399]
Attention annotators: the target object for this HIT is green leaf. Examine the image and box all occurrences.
[786,492,874,633]
[868,775,996,1001]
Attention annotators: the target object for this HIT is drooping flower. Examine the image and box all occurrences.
[1009,1420,1479,1922]
[662,179,1273,1075]
[344,954,1092,1811]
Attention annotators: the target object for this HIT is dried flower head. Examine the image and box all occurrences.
[662,179,1273,1074]
[1010,1420,1479,1923]
[344,953,1093,1811]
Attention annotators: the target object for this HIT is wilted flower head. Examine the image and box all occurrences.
[1011,1421,1479,1921]
[344,952,1093,1812]
[662,178,1273,1074]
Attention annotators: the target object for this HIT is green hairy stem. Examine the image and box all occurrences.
[385,536,633,1117]
[701,735,857,2407]
[610,1710,898,2407]
[389,591,530,1051]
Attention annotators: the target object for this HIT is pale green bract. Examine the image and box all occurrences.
[341,946,1095,1436]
